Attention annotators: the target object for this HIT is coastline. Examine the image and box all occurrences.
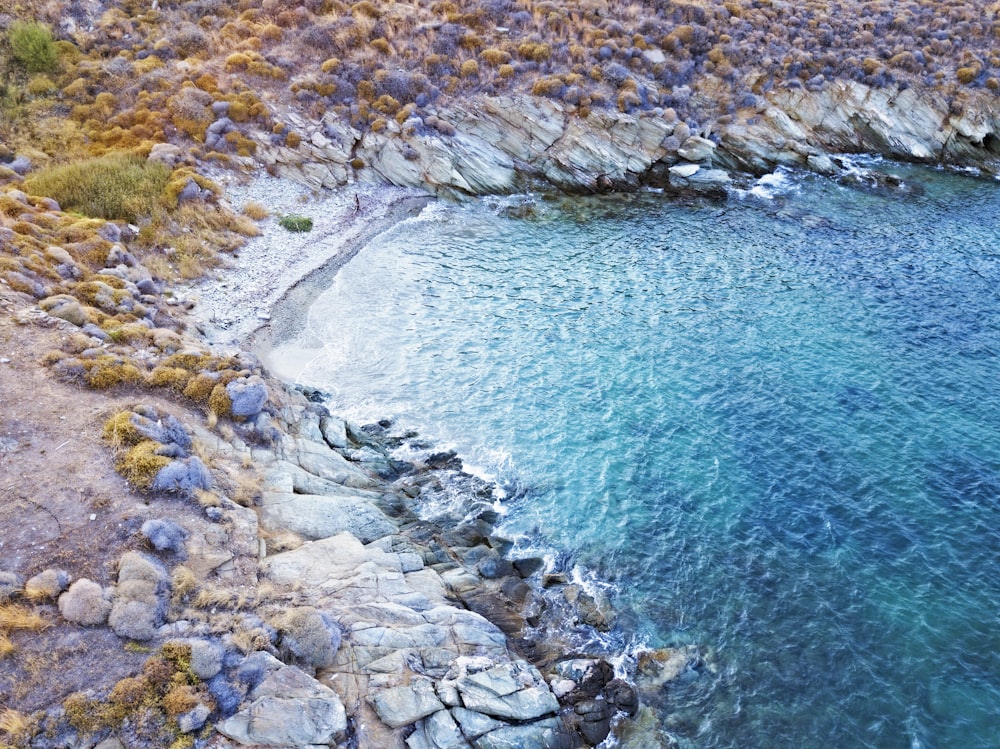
[188,177,432,350]
[185,177,657,746]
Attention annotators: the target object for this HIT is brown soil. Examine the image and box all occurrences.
[0,285,220,714]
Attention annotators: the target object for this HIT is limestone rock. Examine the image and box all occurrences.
[676,135,716,162]
[371,678,444,729]
[260,491,397,543]
[39,295,88,326]
[473,717,571,749]
[217,653,347,746]
[226,375,268,417]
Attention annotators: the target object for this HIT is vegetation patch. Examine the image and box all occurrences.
[7,21,58,74]
[278,213,313,232]
[24,153,171,223]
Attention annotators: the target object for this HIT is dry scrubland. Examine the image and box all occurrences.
[2,0,998,271]
[1,0,1000,747]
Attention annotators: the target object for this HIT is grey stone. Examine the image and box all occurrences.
[226,375,268,417]
[80,322,109,341]
[167,638,224,680]
[107,244,136,267]
[676,135,716,162]
[151,456,212,493]
[177,702,211,733]
[141,518,188,554]
[451,707,505,740]
[8,155,31,175]
[319,414,349,449]
[0,571,23,601]
[24,569,70,600]
[217,653,346,746]
[668,163,700,179]
[176,178,202,203]
[260,491,396,543]
[454,664,559,721]
[473,718,571,749]
[406,709,467,749]
[372,679,445,729]
[58,578,111,625]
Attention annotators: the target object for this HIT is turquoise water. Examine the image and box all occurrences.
[280,163,1000,748]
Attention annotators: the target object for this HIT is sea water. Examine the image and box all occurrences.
[272,161,1000,748]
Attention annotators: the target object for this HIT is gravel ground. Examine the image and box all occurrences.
[186,173,431,349]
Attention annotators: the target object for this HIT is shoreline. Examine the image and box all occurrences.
[188,177,432,350]
[185,176,658,746]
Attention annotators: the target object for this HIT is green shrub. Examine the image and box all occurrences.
[9,21,58,73]
[279,214,313,232]
[24,153,171,223]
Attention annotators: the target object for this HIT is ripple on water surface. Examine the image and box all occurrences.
[275,165,1000,748]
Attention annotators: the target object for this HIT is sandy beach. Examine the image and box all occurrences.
[188,176,431,355]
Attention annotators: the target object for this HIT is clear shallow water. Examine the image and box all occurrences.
[277,164,1000,748]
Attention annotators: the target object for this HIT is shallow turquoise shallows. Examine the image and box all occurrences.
[280,162,1000,748]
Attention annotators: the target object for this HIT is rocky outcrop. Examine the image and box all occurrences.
[717,80,1000,174]
[256,84,1000,198]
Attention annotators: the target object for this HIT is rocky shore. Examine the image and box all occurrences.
[255,82,1000,198]
[4,74,999,748]
[1,168,700,748]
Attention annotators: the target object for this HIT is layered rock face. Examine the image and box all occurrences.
[256,84,1000,197]
[717,81,1000,174]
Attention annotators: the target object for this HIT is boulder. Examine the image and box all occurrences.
[405,709,466,749]
[8,155,31,175]
[217,653,347,746]
[371,678,445,729]
[226,375,268,418]
[259,491,397,543]
[177,702,211,733]
[473,717,574,749]
[445,661,559,722]
[676,135,716,162]
[451,707,506,741]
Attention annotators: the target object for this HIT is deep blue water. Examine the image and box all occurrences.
[275,162,1000,748]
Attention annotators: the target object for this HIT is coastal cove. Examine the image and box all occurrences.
[6,1,1000,745]
[258,161,1000,748]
